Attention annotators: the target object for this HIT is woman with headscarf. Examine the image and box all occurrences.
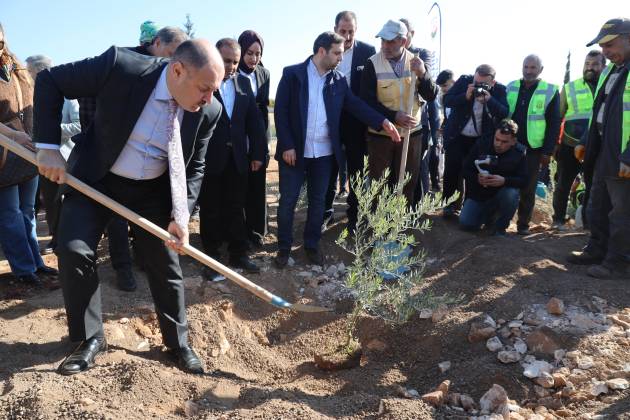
[238,30,271,248]
[0,23,57,285]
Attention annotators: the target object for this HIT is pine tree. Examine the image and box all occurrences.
[564,51,571,84]
[183,14,195,39]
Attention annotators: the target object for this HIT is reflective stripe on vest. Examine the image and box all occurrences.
[367,50,422,136]
[589,64,630,153]
[506,80,558,149]
[564,78,594,121]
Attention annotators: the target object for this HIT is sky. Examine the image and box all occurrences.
[3,0,627,97]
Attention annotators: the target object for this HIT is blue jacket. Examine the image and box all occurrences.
[442,74,508,149]
[274,57,385,168]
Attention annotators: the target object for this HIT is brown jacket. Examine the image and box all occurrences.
[0,65,33,135]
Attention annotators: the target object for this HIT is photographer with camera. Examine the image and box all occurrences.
[442,64,508,217]
[459,119,528,235]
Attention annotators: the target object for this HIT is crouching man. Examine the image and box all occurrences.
[459,119,528,235]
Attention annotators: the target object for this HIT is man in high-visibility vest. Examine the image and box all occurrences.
[552,51,606,230]
[506,55,561,235]
[569,18,630,279]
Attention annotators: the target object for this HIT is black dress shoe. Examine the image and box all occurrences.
[305,247,323,266]
[116,269,137,292]
[58,337,107,376]
[17,273,43,286]
[229,255,260,273]
[274,249,290,269]
[168,346,204,374]
[41,240,55,255]
[36,265,58,276]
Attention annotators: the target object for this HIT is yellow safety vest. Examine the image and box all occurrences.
[588,63,630,153]
[367,50,423,136]
[506,80,558,149]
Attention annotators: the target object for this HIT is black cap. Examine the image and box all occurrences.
[586,18,630,47]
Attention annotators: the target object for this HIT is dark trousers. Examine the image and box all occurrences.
[56,173,188,349]
[199,155,249,257]
[585,171,630,268]
[428,144,441,190]
[277,155,333,251]
[367,131,423,205]
[552,144,582,224]
[443,134,479,204]
[517,149,543,229]
[245,157,268,239]
[324,156,348,214]
[342,139,368,229]
[41,176,133,270]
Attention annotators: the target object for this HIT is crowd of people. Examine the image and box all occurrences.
[0,12,627,376]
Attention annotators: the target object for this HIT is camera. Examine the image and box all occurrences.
[473,82,491,97]
[475,155,498,175]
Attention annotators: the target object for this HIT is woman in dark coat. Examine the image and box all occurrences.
[238,30,271,247]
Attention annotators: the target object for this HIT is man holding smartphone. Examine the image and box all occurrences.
[459,119,528,235]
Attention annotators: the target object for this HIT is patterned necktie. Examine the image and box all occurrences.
[166,99,189,230]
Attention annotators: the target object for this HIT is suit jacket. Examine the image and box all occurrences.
[33,46,222,212]
[442,74,508,149]
[274,57,386,169]
[340,40,376,146]
[205,74,266,175]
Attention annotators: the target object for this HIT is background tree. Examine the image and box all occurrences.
[183,14,195,38]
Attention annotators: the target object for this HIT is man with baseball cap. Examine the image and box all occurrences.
[568,18,630,279]
[360,19,438,205]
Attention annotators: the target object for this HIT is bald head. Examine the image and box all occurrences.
[522,54,543,84]
[167,39,224,112]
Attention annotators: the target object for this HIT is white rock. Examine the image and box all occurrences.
[590,381,609,396]
[507,403,521,412]
[508,320,523,328]
[606,378,629,390]
[407,389,420,398]
[497,350,521,363]
[479,384,508,414]
[297,271,312,277]
[337,262,346,273]
[119,317,130,324]
[522,360,553,378]
[311,265,323,273]
[578,356,595,369]
[418,309,433,319]
[554,349,566,362]
[516,312,524,320]
[484,315,497,328]
[523,355,536,363]
[438,361,451,373]
[513,338,527,354]
[325,265,338,276]
[486,337,503,352]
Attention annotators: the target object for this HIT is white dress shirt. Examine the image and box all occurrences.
[239,69,258,96]
[337,42,354,87]
[219,77,236,119]
[460,100,484,137]
[303,59,333,158]
[110,66,183,180]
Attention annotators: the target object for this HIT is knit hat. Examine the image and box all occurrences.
[139,20,159,44]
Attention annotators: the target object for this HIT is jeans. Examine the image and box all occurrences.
[277,156,333,251]
[459,187,520,233]
[0,176,45,276]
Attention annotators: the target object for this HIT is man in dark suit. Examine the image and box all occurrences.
[442,64,508,217]
[274,31,400,268]
[199,38,266,280]
[322,10,377,232]
[34,40,224,375]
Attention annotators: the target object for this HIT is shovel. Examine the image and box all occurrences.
[0,134,329,313]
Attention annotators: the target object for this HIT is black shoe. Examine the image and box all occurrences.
[567,251,604,265]
[36,265,58,276]
[517,227,531,236]
[203,266,225,282]
[168,346,204,374]
[17,273,43,286]
[116,269,137,292]
[58,337,107,376]
[274,250,290,269]
[248,232,265,249]
[229,256,260,273]
[41,240,55,255]
[305,247,324,266]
